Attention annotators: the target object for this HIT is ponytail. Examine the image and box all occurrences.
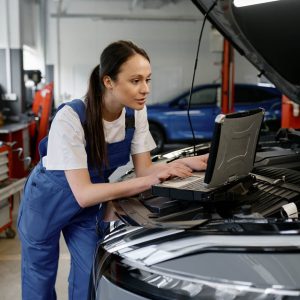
[84,41,150,175]
[84,64,107,174]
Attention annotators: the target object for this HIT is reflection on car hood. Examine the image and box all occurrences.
[191,0,300,104]
[103,227,300,266]
[96,226,300,298]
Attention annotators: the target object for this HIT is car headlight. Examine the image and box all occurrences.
[95,251,300,299]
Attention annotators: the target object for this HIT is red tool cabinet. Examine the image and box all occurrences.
[0,140,27,238]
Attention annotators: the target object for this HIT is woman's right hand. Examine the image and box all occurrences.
[146,164,192,186]
[146,169,171,186]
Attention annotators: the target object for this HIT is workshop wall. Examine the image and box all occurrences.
[1,0,262,108]
[45,0,260,106]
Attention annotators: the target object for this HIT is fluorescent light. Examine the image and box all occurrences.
[234,0,280,7]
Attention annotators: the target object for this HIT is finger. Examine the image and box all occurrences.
[158,173,171,182]
[168,163,193,173]
[168,169,193,178]
[169,161,190,169]
[170,169,190,177]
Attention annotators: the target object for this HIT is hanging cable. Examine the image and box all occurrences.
[187,0,218,156]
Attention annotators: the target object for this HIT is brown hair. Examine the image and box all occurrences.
[84,40,150,173]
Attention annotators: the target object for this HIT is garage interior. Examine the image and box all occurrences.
[1,0,300,299]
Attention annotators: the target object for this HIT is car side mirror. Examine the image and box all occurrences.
[178,98,188,109]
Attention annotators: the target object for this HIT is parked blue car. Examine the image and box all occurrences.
[147,83,282,153]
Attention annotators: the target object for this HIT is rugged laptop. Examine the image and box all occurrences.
[151,108,264,201]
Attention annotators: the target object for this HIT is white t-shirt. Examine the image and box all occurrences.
[42,100,156,170]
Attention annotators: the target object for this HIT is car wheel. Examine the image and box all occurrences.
[149,124,165,155]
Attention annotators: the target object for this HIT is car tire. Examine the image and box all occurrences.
[149,124,164,155]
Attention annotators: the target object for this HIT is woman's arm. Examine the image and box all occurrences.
[132,152,209,177]
[65,168,171,208]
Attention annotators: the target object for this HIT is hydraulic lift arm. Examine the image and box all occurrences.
[221,39,235,114]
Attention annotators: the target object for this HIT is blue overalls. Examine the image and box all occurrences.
[17,99,135,300]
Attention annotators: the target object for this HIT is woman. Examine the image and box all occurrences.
[17,40,208,300]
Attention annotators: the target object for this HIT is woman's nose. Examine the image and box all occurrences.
[140,81,150,94]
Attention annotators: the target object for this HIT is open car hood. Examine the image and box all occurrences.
[191,0,300,104]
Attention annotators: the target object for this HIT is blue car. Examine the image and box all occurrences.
[147,83,282,153]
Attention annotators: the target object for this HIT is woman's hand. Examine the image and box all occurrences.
[146,169,172,185]
[146,154,209,185]
[146,164,190,185]
[164,160,193,178]
[176,153,209,172]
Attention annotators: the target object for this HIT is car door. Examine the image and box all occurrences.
[170,86,220,140]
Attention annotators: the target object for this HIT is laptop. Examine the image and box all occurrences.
[151,108,265,201]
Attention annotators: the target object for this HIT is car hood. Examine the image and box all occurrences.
[191,0,300,104]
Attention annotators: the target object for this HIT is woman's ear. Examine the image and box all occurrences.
[103,75,113,89]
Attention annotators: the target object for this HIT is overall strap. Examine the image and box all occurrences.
[38,99,86,158]
[58,99,86,124]
[125,107,135,130]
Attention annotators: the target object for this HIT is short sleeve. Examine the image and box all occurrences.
[43,105,88,170]
[131,106,156,155]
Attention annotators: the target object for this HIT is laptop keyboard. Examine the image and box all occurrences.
[180,177,208,191]
[157,176,204,189]
[160,174,206,189]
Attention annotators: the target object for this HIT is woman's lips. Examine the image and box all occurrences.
[136,98,146,105]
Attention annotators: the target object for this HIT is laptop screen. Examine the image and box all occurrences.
[151,108,265,201]
[204,108,264,188]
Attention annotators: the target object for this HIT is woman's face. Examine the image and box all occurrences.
[106,53,151,111]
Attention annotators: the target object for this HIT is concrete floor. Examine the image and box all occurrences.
[0,199,70,300]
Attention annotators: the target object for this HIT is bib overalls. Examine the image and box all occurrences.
[17,99,135,300]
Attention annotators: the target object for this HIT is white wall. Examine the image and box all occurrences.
[53,18,224,104]
[0,0,21,48]
[22,0,46,72]
[34,0,263,105]
[0,0,264,106]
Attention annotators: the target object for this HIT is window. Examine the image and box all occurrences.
[235,86,278,104]
[235,86,257,104]
[190,87,217,106]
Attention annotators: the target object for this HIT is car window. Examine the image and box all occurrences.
[235,86,277,104]
[190,87,217,106]
[255,88,279,101]
[235,86,257,103]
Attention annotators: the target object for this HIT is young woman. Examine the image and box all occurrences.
[17,40,208,300]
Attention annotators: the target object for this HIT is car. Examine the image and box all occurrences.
[91,130,300,299]
[148,83,282,154]
[90,0,300,299]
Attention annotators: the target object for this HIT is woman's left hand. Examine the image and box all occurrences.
[175,153,209,172]
[164,160,194,179]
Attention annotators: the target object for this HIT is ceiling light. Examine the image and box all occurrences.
[233,0,281,7]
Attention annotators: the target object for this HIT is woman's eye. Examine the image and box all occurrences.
[131,79,139,84]
[146,78,151,84]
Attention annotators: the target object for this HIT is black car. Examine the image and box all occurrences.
[90,1,300,299]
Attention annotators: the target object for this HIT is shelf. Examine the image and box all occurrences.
[0,178,26,202]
